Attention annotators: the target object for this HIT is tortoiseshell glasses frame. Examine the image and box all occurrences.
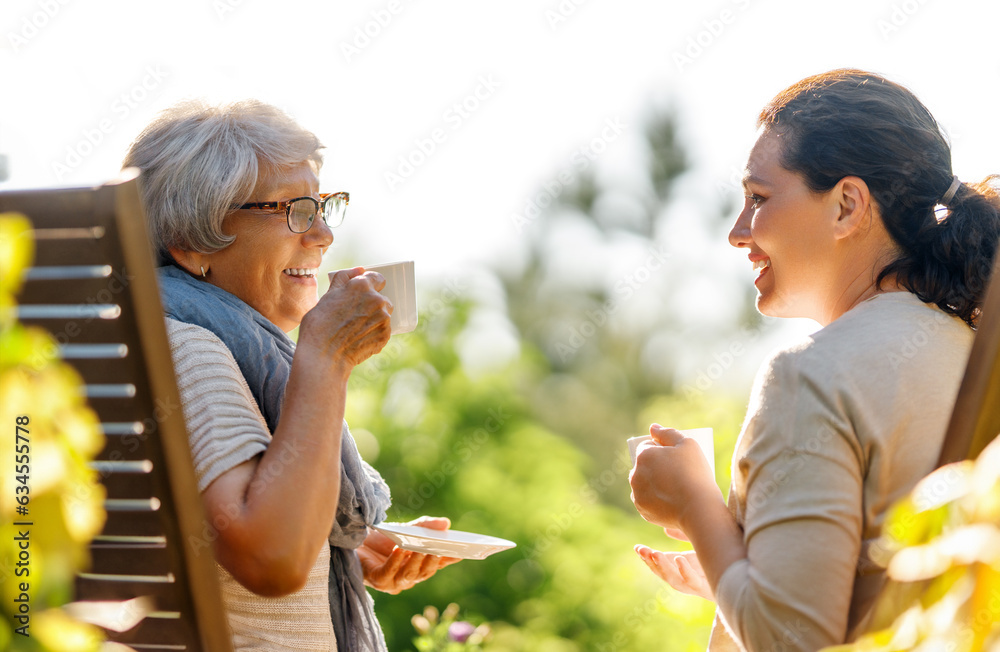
[237,192,349,233]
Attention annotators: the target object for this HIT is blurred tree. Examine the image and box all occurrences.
[497,108,759,474]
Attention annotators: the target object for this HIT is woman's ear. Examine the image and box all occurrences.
[832,176,872,240]
[167,246,209,278]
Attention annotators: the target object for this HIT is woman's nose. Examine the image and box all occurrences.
[305,216,335,247]
[728,201,753,249]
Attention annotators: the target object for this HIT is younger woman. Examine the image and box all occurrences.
[630,69,1000,651]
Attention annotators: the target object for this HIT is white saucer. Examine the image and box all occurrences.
[373,523,516,560]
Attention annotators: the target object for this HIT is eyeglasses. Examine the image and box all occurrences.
[236,192,349,233]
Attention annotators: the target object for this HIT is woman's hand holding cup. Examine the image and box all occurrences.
[298,267,393,368]
[629,424,720,533]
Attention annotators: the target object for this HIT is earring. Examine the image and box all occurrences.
[200,266,207,278]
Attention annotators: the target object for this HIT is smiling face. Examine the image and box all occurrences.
[203,162,333,332]
[728,129,844,322]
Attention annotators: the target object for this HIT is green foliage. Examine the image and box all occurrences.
[344,108,756,650]
[0,213,107,651]
[348,294,734,651]
[829,444,1000,651]
[496,107,753,478]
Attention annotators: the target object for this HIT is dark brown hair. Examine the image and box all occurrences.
[759,68,1000,327]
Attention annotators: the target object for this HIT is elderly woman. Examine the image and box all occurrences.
[123,100,458,651]
[630,70,1000,651]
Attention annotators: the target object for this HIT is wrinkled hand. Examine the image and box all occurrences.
[635,546,713,601]
[298,267,392,368]
[358,517,461,595]
[629,424,720,532]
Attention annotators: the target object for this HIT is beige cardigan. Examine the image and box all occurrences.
[166,318,336,652]
[709,292,973,651]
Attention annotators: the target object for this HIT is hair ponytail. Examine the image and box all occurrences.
[759,69,1000,327]
[880,176,1000,327]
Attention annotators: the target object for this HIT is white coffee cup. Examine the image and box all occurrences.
[362,260,418,334]
[627,427,715,478]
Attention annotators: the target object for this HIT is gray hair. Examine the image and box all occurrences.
[122,99,324,264]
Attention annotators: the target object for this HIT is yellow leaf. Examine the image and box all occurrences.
[911,462,973,513]
[889,543,952,582]
[888,525,1000,582]
[61,480,106,543]
[969,565,1000,649]
[31,608,103,652]
[60,406,104,459]
[0,213,34,297]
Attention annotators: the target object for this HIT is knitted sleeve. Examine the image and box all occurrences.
[165,318,272,492]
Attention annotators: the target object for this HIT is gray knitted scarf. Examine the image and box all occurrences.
[158,265,391,651]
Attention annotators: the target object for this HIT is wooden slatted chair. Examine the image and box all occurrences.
[1,170,233,652]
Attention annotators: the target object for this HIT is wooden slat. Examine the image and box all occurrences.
[18,276,128,305]
[74,577,182,611]
[84,396,147,425]
[98,470,156,501]
[0,185,97,227]
[65,356,133,383]
[95,436,153,462]
[18,316,128,345]
[30,237,110,267]
[105,614,198,649]
[89,543,172,576]
[97,508,164,538]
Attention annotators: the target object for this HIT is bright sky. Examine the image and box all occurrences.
[2,0,999,379]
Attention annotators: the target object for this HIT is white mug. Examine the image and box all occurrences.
[627,427,715,477]
[362,260,418,334]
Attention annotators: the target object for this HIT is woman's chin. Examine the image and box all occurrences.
[755,293,793,320]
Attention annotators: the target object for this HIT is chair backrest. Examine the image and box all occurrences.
[1,171,233,652]
[936,241,1000,465]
